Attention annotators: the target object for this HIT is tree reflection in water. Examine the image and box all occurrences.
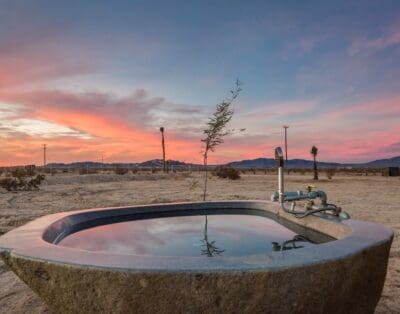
[200,215,225,257]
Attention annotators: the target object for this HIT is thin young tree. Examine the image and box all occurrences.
[311,145,319,180]
[160,127,166,173]
[201,79,242,201]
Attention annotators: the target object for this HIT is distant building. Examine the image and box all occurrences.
[382,167,400,177]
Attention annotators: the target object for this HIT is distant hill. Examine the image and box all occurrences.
[46,156,400,169]
[47,162,138,168]
[228,157,400,168]
[362,156,400,168]
[227,158,342,169]
[47,159,196,168]
[138,159,192,167]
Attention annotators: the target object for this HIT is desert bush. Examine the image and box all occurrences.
[213,167,241,180]
[0,178,19,191]
[0,168,45,191]
[24,165,36,176]
[114,167,129,175]
[11,168,28,179]
[325,169,336,180]
[26,174,45,189]
[41,167,53,174]
[78,167,98,175]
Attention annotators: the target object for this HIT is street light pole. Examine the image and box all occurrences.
[160,127,166,173]
[283,125,289,162]
[43,144,47,167]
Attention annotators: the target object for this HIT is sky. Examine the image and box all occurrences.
[0,0,399,165]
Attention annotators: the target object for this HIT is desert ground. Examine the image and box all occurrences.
[0,170,398,313]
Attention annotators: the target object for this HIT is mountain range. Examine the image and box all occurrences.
[47,156,400,169]
[227,156,400,168]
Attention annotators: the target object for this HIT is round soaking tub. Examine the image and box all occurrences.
[0,201,393,314]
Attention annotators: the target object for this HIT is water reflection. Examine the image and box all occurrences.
[200,215,225,257]
[59,214,316,257]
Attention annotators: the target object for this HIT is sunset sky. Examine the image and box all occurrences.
[1,1,399,166]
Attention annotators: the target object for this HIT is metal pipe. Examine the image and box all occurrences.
[275,147,285,204]
[278,167,284,204]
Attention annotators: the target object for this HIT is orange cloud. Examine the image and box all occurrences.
[0,87,399,166]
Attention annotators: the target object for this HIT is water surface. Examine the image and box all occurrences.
[59,214,316,257]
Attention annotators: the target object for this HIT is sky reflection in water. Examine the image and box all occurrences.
[59,214,315,257]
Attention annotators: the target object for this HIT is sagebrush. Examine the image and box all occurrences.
[0,167,45,191]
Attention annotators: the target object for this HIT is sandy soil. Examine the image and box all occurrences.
[0,172,398,313]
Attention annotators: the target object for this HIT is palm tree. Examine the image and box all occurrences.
[311,145,318,180]
[160,127,166,173]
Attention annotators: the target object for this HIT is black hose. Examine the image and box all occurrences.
[281,201,339,218]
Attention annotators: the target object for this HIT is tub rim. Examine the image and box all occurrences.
[0,200,393,272]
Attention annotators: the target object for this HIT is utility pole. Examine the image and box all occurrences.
[160,127,166,173]
[43,144,47,167]
[283,125,289,162]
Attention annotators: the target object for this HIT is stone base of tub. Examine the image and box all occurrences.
[2,240,391,314]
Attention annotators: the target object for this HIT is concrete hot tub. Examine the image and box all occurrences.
[0,200,393,314]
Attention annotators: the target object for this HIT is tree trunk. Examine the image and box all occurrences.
[161,131,166,173]
[203,154,208,201]
[313,156,318,180]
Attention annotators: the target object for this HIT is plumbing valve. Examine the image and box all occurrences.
[271,146,350,219]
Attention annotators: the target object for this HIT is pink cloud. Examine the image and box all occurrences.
[348,29,400,56]
[0,87,399,165]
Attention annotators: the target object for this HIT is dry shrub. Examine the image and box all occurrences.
[78,168,98,175]
[189,179,199,191]
[0,178,18,191]
[0,168,45,191]
[325,169,336,180]
[114,167,129,175]
[213,167,241,180]
[24,165,36,176]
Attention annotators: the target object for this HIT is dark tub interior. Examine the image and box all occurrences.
[56,209,334,257]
